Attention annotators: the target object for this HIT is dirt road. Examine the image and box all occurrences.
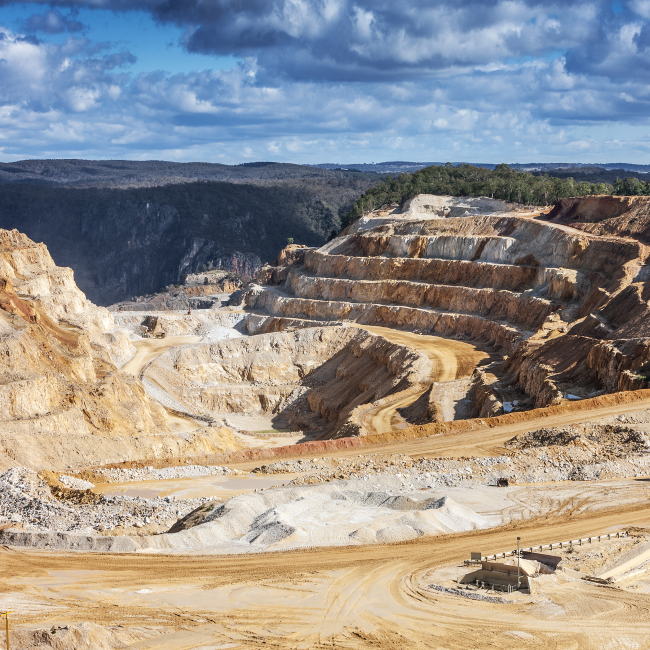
[3,500,650,648]
[122,336,202,378]
[122,336,203,433]
[352,323,490,380]
[352,324,491,435]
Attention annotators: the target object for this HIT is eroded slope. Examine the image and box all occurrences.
[0,229,239,471]
[248,195,650,423]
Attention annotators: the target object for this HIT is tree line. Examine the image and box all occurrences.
[341,163,644,229]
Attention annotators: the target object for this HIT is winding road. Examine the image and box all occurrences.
[352,323,492,435]
[3,496,650,649]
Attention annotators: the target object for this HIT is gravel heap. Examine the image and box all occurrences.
[59,474,95,490]
[0,468,218,534]
[254,444,650,488]
[505,423,650,459]
[87,464,242,483]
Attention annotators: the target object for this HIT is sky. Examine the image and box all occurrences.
[0,1,650,164]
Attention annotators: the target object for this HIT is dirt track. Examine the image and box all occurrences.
[352,324,489,380]
[353,324,490,435]
[3,498,650,648]
[121,336,202,378]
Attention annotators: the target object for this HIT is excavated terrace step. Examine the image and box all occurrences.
[285,271,556,331]
[330,228,645,280]
[303,250,583,301]
[249,289,528,354]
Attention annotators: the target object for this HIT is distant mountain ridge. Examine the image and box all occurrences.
[0,162,381,305]
[313,161,650,174]
[0,159,375,189]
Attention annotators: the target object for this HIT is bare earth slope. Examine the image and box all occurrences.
[0,230,239,471]
[248,195,650,433]
[4,197,650,649]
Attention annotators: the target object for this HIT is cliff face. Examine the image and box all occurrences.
[544,195,650,245]
[142,326,431,437]
[249,195,650,414]
[0,229,241,471]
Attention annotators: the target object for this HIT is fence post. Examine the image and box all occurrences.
[1,611,11,650]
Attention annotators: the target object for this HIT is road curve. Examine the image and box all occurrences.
[121,335,202,378]
[352,324,491,435]
[3,500,650,648]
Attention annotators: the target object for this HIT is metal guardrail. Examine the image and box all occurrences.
[465,531,629,565]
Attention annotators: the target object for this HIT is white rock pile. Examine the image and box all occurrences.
[89,464,241,483]
[0,468,217,534]
[141,482,492,554]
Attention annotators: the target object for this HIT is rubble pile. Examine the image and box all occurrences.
[506,422,650,460]
[0,468,216,534]
[90,464,242,483]
[254,442,650,487]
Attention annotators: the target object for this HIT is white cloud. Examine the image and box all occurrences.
[0,0,649,162]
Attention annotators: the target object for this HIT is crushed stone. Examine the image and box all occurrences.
[0,468,218,535]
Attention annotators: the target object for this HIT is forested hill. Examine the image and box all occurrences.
[341,163,617,228]
[0,159,375,188]
[0,167,380,305]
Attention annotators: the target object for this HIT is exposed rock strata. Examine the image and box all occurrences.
[0,229,243,471]
[142,326,431,437]
[545,195,650,244]
[257,244,313,286]
[250,195,650,419]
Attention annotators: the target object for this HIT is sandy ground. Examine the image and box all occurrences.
[225,402,650,474]
[3,499,650,649]
[224,414,309,447]
[121,336,202,378]
[93,472,300,500]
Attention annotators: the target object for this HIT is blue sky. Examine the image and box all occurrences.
[1,0,650,164]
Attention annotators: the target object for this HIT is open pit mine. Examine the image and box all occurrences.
[2,195,650,649]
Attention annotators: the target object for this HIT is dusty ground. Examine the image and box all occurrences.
[3,501,650,649]
[121,336,202,378]
[6,197,650,648]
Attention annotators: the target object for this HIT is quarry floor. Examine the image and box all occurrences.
[2,498,650,649]
[6,317,650,647]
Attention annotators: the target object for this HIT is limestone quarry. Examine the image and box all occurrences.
[3,195,650,649]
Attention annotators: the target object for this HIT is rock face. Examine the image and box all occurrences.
[249,196,650,412]
[544,195,650,244]
[109,270,243,312]
[142,326,431,437]
[0,229,240,471]
[257,244,313,285]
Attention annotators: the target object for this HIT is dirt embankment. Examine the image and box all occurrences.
[0,229,247,472]
[286,270,555,330]
[142,326,433,437]
[544,195,650,244]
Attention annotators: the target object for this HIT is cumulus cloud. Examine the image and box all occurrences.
[24,9,83,33]
[0,0,649,161]
[0,0,616,79]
